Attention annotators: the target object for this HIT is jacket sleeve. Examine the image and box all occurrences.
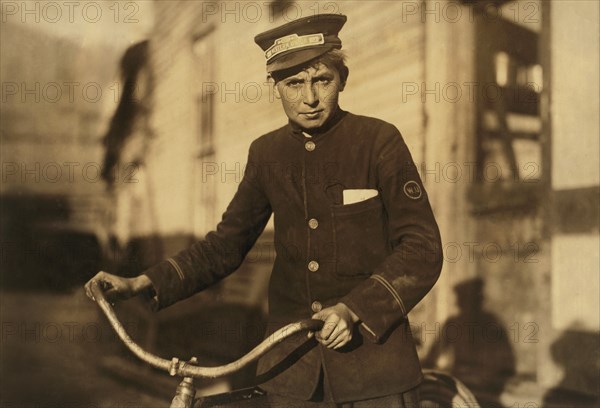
[340,126,443,343]
[143,141,272,310]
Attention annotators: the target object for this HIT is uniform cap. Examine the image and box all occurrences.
[254,14,347,73]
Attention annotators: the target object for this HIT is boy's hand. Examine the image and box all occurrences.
[84,271,152,303]
[309,303,360,350]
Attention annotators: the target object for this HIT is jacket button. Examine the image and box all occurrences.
[308,261,319,272]
[305,141,316,151]
[311,301,322,313]
[308,218,319,229]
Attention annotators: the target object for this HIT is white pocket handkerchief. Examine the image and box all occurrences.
[343,189,379,205]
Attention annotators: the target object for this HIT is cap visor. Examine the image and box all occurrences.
[267,46,334,73]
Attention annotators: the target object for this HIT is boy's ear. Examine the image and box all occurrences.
[339,67,349,92]
[271,78,282,100]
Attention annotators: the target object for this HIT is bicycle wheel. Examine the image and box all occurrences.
[419,370,480,408]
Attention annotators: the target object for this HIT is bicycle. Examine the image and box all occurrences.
[90,281,480,407]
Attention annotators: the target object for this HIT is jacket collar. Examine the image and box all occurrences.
[288,106,348,142]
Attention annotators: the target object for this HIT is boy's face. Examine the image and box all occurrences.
[274,62,345,130]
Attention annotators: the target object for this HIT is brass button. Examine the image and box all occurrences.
[308,218,319,229]
[305,141,316,152]
[311,301,322,313]
[308,261,319,272]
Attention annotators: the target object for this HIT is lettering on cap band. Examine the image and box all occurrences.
[265,33,325,61]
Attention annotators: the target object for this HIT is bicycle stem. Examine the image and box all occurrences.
[90,280,324,378]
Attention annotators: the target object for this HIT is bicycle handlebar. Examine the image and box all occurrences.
[90,280,324,379]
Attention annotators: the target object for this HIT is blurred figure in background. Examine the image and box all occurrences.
[424,278,515,407]
[542,323,599,407]
[100,40,161,276]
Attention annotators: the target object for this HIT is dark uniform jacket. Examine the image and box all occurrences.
[144,109,443,403]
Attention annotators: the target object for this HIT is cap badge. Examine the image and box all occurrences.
[265,33,325,61]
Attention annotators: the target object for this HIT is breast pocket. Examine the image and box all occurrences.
[331,195,390,277]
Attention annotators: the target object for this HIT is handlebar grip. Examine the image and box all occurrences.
[299,319,325,332]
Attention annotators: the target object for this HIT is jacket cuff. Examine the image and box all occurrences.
[143,258,187,311]
[340,275,407,343]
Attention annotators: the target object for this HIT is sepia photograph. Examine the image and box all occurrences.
[1,1,598,407]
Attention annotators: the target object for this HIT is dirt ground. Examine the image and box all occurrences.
[0,289,167,408]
